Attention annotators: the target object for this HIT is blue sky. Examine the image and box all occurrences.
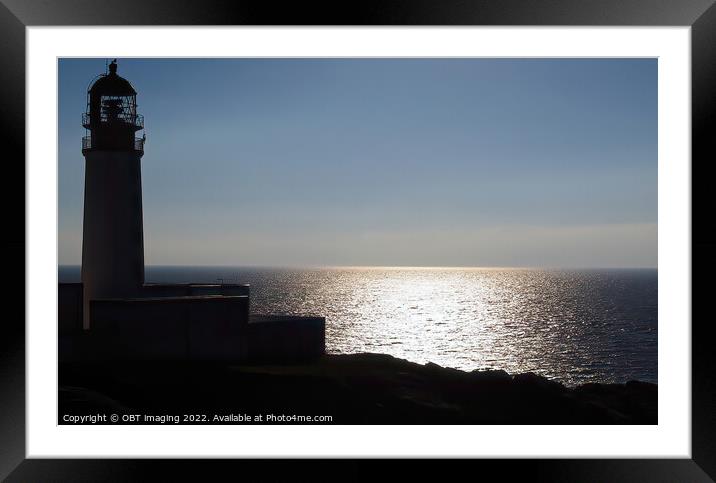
[58,58,657,267]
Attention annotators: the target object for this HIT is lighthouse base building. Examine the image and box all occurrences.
[59,282,325,363]
[58,61,325,363]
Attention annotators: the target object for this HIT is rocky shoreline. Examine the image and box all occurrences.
[59,353,656,424]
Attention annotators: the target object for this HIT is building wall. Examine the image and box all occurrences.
[89,296,249,361]
[246,316,326,362]
[58,283,83,335]
[58,289,326,363]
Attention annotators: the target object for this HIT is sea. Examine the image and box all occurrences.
[59,266,657,386]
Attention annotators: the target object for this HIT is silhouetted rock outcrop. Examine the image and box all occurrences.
[58,353,656,425]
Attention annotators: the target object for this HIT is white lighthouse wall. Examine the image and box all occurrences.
[81,150,145,329]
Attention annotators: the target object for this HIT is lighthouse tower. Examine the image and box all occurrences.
[80,60,146,329]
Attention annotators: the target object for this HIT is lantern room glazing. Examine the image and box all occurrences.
[82,60,145,154]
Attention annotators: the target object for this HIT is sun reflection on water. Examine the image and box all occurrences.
[241,267,657,386]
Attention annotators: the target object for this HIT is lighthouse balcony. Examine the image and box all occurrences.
[82,112,144,131]
[82,135,145,154]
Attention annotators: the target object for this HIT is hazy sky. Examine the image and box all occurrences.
[58,58,657,268]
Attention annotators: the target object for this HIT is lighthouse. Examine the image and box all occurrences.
[80,60,146,329]
[60,59,324,361]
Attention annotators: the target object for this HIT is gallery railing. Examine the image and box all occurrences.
[81,135,145,154]
[82,112,144,130]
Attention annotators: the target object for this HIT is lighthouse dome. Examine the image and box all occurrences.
[88,60,136,96]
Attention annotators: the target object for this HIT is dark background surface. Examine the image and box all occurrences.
[0,0,714,25]
[2,0,715,480]
[4,460,715,482]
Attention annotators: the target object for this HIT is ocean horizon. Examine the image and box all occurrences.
[59,265,657,386]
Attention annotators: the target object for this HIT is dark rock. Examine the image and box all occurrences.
[58,353,657,425]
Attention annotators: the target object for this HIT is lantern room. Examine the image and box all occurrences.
[82,60,145,155]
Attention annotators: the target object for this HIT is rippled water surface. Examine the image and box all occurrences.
[60,266,657,385]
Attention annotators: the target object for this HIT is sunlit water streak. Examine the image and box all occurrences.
[59,266,657,386]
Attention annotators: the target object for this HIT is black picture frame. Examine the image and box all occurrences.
[2,0,714,480]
